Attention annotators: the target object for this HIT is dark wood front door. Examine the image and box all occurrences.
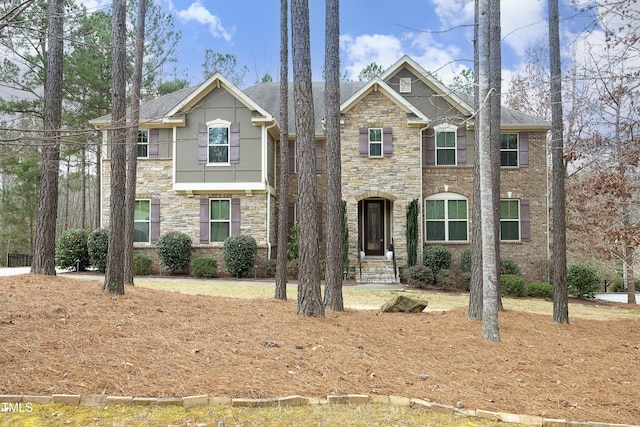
[364,200,384,256]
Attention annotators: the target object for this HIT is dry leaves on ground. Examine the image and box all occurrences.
[1,274,639,425]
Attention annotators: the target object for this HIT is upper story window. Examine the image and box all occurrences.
[134,199,150,243]
[369,128,383,157]
[399,77,412,93]
[435,124,457,166]
[210,199,231,242]
[500,133,519,167]
[425,193,468,242]
[500,199,520,241]
[137,130,148,158]
[208,119,231,164]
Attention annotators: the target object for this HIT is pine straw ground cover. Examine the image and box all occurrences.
[0,274,639,425]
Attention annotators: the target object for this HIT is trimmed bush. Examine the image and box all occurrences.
[567,263,601,299]
[287,259,299,279]
[190,256,218,278]
[156,232,192,273]
[405,264,434,289]
[500,259,522,276]
[287,223,298,260]
[87,228,109,273]
[500,274,526,297]
[256,259,276,278]
[527,281,554,299]
[224,234,257,278]
[437,267,471,291]
[423,245,452,276]
[133,253,153,275]
[55,228,90,271]
[460,249,472,272]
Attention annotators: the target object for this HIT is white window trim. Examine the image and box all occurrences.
[368,127,383,158]
[500,133,519,167]
[399,77,412,93]
[434,123,457,166]
[210,198,231,243]
[500,198,521,242]
[137,129,149,159]
[134,199,151,243]
[425,192,469,242]
[207,118,231,165]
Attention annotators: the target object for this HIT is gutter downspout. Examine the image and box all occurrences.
[264,121,277,260]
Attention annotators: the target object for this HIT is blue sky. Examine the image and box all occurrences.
[79,0,602,89]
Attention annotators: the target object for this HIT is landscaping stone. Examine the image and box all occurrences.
[381,295,428,313]
[52,394,81,406]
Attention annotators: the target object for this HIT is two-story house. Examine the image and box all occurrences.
[90,56,550,282]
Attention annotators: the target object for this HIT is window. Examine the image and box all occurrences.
[425,194,468,241]
[369,128,383,157]
[134,200,150,243]
[500,133,518,167]
[137,130,148,158]
[208,123,230,164]
[500,200,520,241]
[435,125,457,165]
[210,199,231,242]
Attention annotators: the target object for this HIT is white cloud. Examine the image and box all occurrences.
[176,1,234,41]
[407,33,466,84]
[340,34,404,79]
[500,1,548,57]
[430,0,474,27]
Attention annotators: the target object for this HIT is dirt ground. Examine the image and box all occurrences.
[1,274,639,425]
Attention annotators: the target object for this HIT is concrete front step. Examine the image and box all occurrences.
[355,258,399,284]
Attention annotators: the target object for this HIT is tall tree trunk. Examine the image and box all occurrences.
[323,0,343,311]
[274,0,289,301]
[81,145,86,229]
[31,0,64,276]
[489,0,503,311]
[623,209,636,304]
[95,141,102,230]
[549,0,569,323]
[478,0,500,341]
[291,0,323,317]
[104,0,127,295]
[468,0,482,320]
[124,0,146,286]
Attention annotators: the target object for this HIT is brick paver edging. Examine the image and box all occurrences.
[0,393,637,427]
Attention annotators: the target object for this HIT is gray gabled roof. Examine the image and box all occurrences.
[243,81,367,135]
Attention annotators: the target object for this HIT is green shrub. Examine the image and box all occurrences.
[224,234,257,278]
[460,249,472,272]
[609,279,640,292]
[567,263,601,299]
[156,232,192,273]
[287,259,299,279]
[500,259,522,276]
[190,256,218,278]
[436,267,471,291]
[405,264,434,289]
[423,245,452,276]
[500,274,526,297]
[256,259,276,278]
[132,253,153,275]
[287,223,298,260]
[87,228,109,273]
[55,228,90,271]
[527,281,554,299]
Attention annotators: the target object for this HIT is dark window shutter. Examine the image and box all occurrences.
[198,123,208,164]
[230,122,240,163]
[315,140,323,172]
[359,127,368,157]
[520,199,530,241]
[456,127,466,165]
[317,202,323,242]
[383,127,393,157]
[288,140,296,172]
[199,198,209,243]
[519,132,529,167]
[287,202,295,238]
[149,129,159,158]
[150,198,160,243]
[424,128,435,166]
[231,198,241,235]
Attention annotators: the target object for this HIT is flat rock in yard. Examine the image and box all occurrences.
[381,295,428,313]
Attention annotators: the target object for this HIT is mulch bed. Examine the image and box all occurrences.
[1,274,639,424]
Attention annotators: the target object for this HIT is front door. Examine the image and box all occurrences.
[364,200,384,256]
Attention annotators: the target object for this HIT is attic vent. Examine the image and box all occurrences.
[399,77,412,93]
